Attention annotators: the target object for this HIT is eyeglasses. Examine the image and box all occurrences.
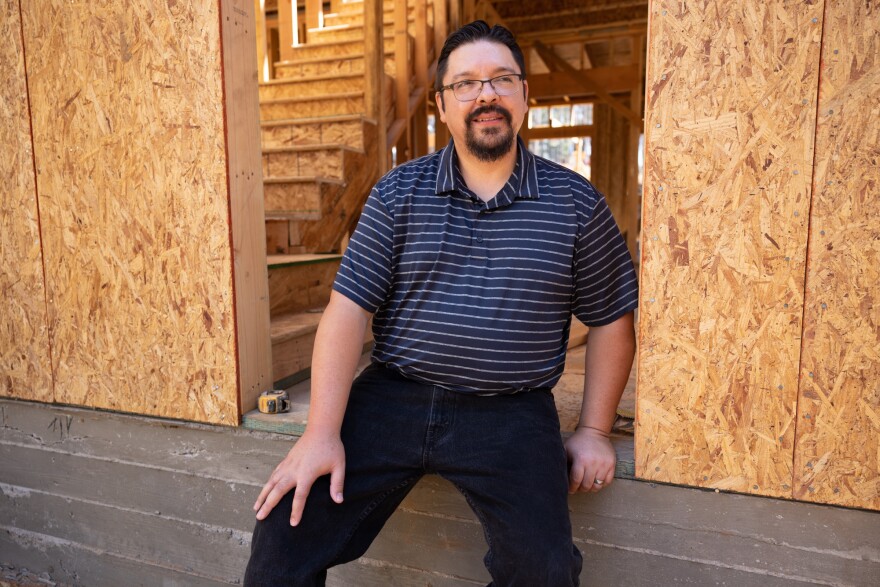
[438,74,524,102]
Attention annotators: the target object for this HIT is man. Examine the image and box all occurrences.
[245,21,637,586]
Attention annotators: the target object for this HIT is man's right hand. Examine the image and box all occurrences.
[253,430,346,526]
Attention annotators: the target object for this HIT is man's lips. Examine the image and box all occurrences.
[468,107,511,125]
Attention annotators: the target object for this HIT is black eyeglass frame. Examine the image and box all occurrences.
[437,73,525,102]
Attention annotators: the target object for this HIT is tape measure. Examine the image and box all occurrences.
[258,390,290,414]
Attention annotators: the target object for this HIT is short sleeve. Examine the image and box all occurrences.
[332,187,395,313]
[571,193,639,326]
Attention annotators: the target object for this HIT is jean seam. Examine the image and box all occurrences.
[327,474,420,567]
[450,482,495,571]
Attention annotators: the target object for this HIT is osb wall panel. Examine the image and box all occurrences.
[0,0,53,403]
[794,0,880,511]
[637,1,823,497]
[20,1,239,424]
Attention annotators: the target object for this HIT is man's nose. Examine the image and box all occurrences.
[476,80,499,103]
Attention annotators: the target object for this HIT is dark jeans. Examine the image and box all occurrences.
[244,363,582,586]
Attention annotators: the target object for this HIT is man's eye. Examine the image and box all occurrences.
[454,80,479,91]
[494,76,515,84]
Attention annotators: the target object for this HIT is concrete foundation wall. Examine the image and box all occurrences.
[1,399,877,586]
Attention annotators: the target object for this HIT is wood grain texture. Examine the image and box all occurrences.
[0,0,53,403]
[221,0,273,415]
[637,1,823,497]
[794,0,880,510]
[20,1,239,424]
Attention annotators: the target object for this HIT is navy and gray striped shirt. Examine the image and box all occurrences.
[333,137,638,394]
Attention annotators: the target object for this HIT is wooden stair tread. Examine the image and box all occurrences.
[260,72,364,87]
[260,114,370,128]
[307,23,396,35]
[262,143,365,155]
[267,253,343,268]
[260,90,364,105]
[274,50,394,68]
[270,309,324,343]
[263,175,346,185]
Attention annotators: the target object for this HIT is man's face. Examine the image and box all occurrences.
[435,40,529,162]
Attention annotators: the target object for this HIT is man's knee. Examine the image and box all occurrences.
[486,541,582,587]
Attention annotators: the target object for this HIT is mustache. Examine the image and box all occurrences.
[467,105,512,124]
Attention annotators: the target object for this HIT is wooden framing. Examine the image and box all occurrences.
[277,0,295,60]
[364,0,388,173]
[254,0,268,82]
[533,40,640,126]
[393,0,411,161]
[221,0,274,415]
[305,0,321,30]
[622,33,644,259]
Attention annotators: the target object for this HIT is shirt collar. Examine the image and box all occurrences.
[435,136,540,202]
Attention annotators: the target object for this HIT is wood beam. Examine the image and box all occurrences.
[394,0,411,162]
[277,0,294,60]
[532,40,640,126]
[364,0,387,173]
[622,33,644,259]
[414,0,429,157]
[305,0,321,30]
[526,124,594,141]
[254,0,269,82]
[526,66,639,100]
[518,22,647,46]
[480,1,506,28]
[434,0,448,58]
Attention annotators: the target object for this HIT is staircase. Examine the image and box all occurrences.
[259,0,440,386]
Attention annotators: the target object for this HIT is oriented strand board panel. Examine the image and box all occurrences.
[20,1,239,424]
[0,0,53,403]
[794,0,880,511]
[636,1,823,497]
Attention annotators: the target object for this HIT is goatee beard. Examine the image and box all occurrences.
[465,106,515,162]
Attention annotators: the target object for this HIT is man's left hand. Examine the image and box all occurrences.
[564,426,615,493]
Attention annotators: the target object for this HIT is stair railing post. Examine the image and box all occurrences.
[364,0,388,174]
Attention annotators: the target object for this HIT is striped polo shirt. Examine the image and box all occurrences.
[333,137,638,394]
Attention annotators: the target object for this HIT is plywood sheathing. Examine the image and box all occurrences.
[794,0,880,511]
[0,0,53,403]
[263,177,340,216]
[19,1,239,424]
[637,2,823,497]
[263,145,362,180]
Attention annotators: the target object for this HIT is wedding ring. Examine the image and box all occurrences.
[593,479,604,485]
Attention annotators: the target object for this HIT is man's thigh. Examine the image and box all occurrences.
[434,390,580,585]
[244,365,431,585]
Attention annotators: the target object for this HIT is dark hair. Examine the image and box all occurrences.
[435,20,526,92]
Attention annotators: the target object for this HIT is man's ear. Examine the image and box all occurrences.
[434,90,447,123]
[522,79,529,105]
